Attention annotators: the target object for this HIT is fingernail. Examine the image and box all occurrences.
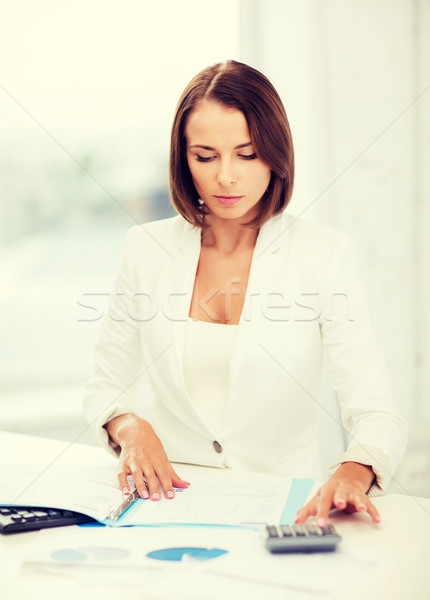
[166,491,174,499]
[336,499,346,508]
[294,518,299,524]
[374,515,380,523]
[317,518,326,528]
[122,487,129,495]
[152,492,160,501]
[141,490,149,499]
[358,503,366,511]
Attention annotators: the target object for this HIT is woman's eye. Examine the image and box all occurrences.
[195,153,257,163]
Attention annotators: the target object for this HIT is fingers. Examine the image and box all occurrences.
[130,464,150,499]
[366,500,381,523]
[314,484,335,526]
[171,477,191,488]
[117,463,161,501]
[331,484,380,523]
[117,472,131,496]
[333,487,348,511]
[143,464,191,499]
[169,466,191,489]
[295,481,381,525]
[156,467,177,500]
[143,467,161,500]
[118,462,149,499]
[152,465,191,499]
[295,494,318,524]
[118,461,190,502]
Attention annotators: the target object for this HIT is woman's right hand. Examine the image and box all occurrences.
[105,413,190,501]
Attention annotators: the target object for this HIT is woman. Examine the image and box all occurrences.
[84,60,407,527]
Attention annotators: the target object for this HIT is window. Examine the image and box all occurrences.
[0,1,239,438]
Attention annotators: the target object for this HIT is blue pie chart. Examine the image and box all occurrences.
[51,546,130,562]
[146,547,228,562]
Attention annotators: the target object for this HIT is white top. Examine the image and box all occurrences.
[183,318,239,431]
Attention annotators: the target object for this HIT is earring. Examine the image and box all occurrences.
[198,199,205,205]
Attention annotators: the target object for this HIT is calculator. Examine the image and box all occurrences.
[263,523,342,553]
[0,506,95,535]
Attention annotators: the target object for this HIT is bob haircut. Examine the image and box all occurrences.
[169,60,294,229]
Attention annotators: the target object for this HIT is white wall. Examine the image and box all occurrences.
[239,0,430,494]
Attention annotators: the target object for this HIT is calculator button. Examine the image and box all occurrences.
[20,511,35,519]
[305,524,321,536]
[280,526,293,537]
[267,526,279,538]
[293,524,306,536]
[11,515,24,522]
[0,508,12,515]
[322,525,334,535]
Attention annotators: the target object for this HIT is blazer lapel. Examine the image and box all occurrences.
[168,219,201,393]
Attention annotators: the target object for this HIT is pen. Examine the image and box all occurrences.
[108,487,141,521]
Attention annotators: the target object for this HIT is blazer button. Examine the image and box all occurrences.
[213,441,223,453]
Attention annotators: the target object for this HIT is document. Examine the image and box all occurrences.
[118,464,294,526]
[20,526,312,600]
[22,523,399,599]
[24,524,254,568]
[0,462,310,527]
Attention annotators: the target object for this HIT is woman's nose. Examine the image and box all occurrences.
[217,160,237,187]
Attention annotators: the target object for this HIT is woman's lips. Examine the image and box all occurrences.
[213,195,243,206]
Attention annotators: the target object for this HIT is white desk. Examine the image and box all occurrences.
[1,431,429,600]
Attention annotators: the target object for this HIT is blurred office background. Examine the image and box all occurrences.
[0,0,429,496]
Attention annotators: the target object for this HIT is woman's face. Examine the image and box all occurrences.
[185,100,271,223]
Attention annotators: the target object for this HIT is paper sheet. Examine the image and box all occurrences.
[115,465,293,526]
[22,524,399,599]
[23,524,253,568]
[21,526,321,599]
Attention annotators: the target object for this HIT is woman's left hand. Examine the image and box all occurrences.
[295,462,380,527]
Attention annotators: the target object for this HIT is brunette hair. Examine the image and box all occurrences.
[169,60,294,228]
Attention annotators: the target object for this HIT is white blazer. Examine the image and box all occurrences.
[83,211,407,494]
